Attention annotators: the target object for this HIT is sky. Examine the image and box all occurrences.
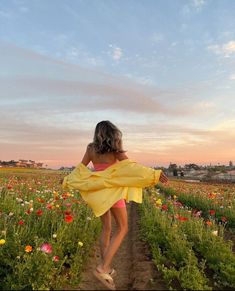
[0,0,235,169]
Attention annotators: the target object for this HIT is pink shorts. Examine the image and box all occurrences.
[112,199,126,208]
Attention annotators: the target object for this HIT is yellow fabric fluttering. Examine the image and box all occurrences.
[62,159,162,217]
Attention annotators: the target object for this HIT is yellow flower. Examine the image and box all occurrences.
[173,195,177,200]
[25,245,33,252]
[78,241,83,247]
[156,199,162,206]
[0,239,6,245]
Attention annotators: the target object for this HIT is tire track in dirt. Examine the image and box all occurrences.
[76,202,167,290]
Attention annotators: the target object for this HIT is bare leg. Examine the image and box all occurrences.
[100,210,112,260]
[97,207,128,273]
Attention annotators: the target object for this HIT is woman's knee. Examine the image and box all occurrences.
[117,222,128,235]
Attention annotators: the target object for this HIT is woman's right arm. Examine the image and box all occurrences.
[81,144,92,166]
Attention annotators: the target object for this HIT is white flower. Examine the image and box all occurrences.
[8,212,14,216]
[212,230,218,236]
[52,234,57,238]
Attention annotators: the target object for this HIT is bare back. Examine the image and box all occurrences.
[81,143,128,166]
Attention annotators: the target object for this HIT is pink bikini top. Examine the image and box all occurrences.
[93,162,117,171]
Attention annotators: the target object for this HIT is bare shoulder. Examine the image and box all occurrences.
[87,143,94,155]
[115,151,128,161]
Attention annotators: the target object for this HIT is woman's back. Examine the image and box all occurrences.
[88,143,127,166]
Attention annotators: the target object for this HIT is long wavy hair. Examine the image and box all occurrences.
[91,121,125,154]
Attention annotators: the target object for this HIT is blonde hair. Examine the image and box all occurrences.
[91,121,125,154]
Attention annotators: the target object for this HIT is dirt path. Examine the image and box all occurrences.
[76,202,167,290]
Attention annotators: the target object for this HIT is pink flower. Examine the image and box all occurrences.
[53,255,59,262]
[40,243,52,254]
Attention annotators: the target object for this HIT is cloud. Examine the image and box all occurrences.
[0,43,199,117]
[207,40,235,57]
[230,74,235,80]
[192,0,206,9]
[0,43,230,168]
[120,120,235,166]
[182,0,206,16]
[112,46,123,61]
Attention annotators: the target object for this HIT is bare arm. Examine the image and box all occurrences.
[81,145,92,166]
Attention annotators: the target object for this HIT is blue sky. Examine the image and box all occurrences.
[0,0,235,168]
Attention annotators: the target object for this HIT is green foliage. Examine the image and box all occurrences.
[139,194,211,290]
[0,172,101,290]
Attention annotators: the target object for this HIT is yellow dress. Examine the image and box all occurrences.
[62,159,162,217]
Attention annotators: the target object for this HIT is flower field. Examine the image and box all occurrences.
[139,185,235,290]
[158,180,235,228]
[1,168,235,290]
[0,169,100,290]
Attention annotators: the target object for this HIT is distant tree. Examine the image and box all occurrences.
[185,163,200,170]
[168,163,178,176]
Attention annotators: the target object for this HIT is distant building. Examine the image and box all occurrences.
[0,160,43,169]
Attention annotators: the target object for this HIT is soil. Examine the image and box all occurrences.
[76,202,167,290]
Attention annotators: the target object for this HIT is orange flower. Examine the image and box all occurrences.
[25,245,33,252]
[206,220,212,226]
[208,193,216,199]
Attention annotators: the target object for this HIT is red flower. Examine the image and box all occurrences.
[64,209,71,215]
[209,209,216,216]
[25,209,31,215]
[18,220,24,225]
[161,204,168,211]
[178,216,188,222]
[221,216,227,222]
[46,204,53,210]
[7,185,13,189]
[64,215,73,223]
[36,198,45,203]
[36,209,43,216]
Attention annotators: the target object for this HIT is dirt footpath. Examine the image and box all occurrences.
[77,202,167,290]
